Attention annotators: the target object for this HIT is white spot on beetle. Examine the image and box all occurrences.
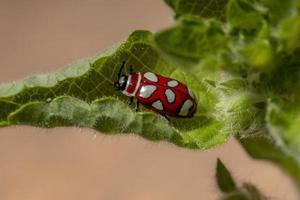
[144,72,158,82]
[188,88,195,99]
[152,100,163,110]
[167,80,178,87]
[139,85,156,98]
[165,89,175,103]
[179,99,193,116]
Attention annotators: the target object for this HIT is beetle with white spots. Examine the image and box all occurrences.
[115,62,197,120]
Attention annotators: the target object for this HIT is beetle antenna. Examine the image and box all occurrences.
[117,61,126,80]
[130,65,133,74]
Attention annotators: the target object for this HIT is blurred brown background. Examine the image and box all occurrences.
[0,0,298,199]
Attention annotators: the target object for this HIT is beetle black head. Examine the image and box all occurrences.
[114,61,128,91]
[115,75,128,91]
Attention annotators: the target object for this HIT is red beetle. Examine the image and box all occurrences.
[114,62,197,119]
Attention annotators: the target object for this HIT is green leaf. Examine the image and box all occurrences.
[222,183,267,200]
[254,0,294,25]
[7,96,178,141]
[239,135,300,189]
[267,98,300,163]
[277,15,300,52]
[155,17,228,62]
[214,79,265,135]
[255,50,300,99]
[227,0,264,34]
[0,30,235,149]
[216,158,237,193]
[239,38,275,70]
[165,0,229,20]
[216,159,267,200]
[155,17,248,78]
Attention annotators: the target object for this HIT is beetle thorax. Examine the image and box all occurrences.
[122,73,141,97]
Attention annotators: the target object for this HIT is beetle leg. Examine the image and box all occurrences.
[130,65,133,74]
[163,115,170,122]
[135,101,140,112]
[129,97,134,106]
